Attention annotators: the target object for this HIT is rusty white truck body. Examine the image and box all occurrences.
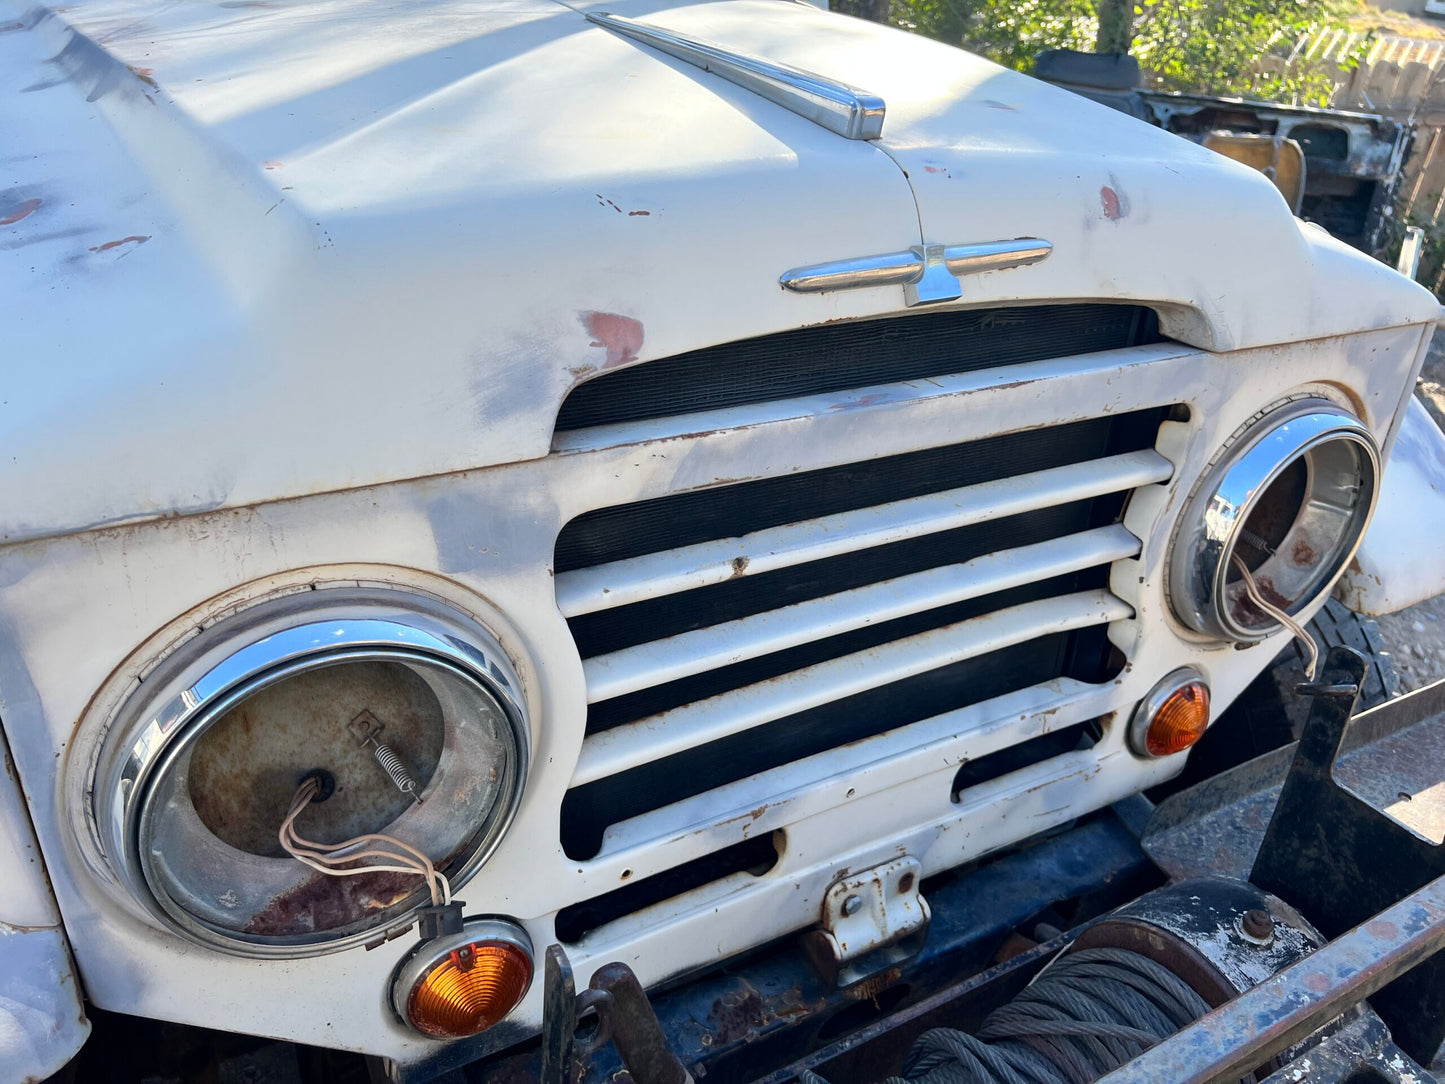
[3,0,1445,1079]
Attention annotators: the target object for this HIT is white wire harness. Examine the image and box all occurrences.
[1231,553,1320,681]
[278,775,451,906]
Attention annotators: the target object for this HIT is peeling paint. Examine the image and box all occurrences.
[1101,184,1128,221]
[0,197,42,226]
[580,311,644,368]
[88,234,148,252]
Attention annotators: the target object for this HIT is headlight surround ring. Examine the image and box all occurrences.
[1169,401,1380,643]
[93,586,530,959]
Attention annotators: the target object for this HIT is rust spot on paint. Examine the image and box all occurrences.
[128,64,157,88]
[628,209,651,216]
[1101,185,1126,220]
[580,311,644,368]
[264,159,284,170]
[89,234,149,252]
[1291,539,1318,565]
[0,20,25,32]
[0,197,42,225]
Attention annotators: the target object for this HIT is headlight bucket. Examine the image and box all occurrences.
[1169,401,1379,643]
[93,587,529,958]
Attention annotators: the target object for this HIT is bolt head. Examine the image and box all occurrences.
[1241,908,1275,941]
[841,894,862,917]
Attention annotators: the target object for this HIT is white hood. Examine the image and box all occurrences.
[0,0,1437,542]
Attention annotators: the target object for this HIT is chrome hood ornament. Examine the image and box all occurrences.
[780,239,1053,305]
[586,11,885,140]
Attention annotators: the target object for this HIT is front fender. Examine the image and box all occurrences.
[0,725,89,1084]
[1337,396,1445,616]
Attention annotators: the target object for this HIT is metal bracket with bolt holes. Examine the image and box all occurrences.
[1252,644,1445,1066]
[802,857,931,988]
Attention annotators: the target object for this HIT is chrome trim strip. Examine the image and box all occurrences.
[778,249,922,293]
[779,239,1053,304]
[586,11,886,140]
[944,239,1054,276]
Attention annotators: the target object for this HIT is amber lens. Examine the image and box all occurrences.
[1145,680,1211,756]
[407,941,533,1038]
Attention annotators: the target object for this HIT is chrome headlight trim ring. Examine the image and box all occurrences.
[1169,401,1380,643]
[94,591,530,959]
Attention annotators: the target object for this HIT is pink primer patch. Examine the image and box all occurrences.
[264,160,284,171]
[1101,185,1126,220]
[580,311,644,368]
[0,197,42,225]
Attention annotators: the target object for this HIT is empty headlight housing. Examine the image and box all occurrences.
[92,586,528,958]
[1169,399,1379,642]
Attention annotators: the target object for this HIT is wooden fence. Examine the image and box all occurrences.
[1271,28,1445,236]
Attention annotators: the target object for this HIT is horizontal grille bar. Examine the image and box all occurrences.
[572,589,1133,787]
[555,449,1171,618]
[581,525,1141,704]
[555,304,1160,431]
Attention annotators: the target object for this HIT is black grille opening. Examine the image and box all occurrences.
[554,402,1167,862]
[555,834,781,944]
[555,304,1162,432]
[950,720,1102,800]
[562,409,1164,734]
[561,615,1120,860]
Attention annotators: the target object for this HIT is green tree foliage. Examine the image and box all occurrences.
[874,0,1368,106]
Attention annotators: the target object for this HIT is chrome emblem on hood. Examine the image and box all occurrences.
[779,239,1053,305]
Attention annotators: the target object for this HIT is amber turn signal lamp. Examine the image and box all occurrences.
[392,919,534,1039]
[1128,669,1210,758]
